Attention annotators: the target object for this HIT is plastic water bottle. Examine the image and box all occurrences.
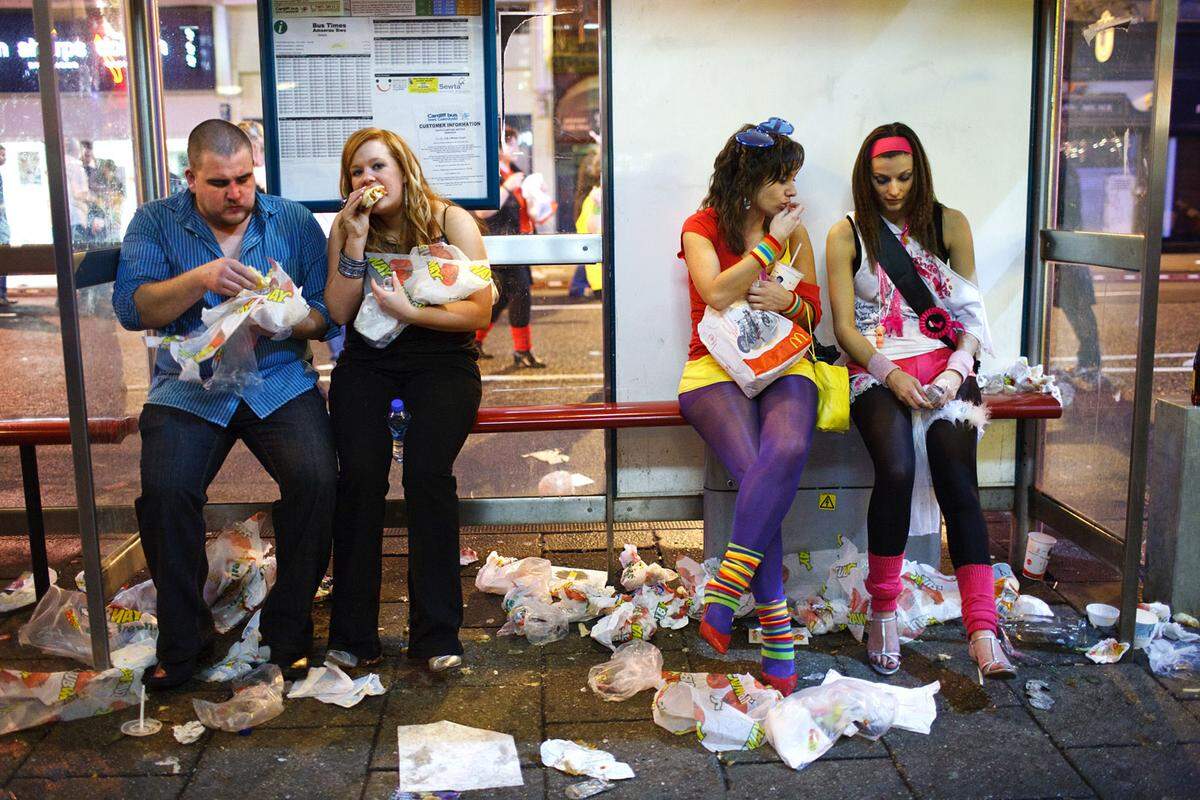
[387,398,410,464]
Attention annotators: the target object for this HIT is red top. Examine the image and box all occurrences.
[678,207,821,361]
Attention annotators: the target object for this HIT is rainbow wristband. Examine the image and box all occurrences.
[750,235,782,270]
[784,292,803,318]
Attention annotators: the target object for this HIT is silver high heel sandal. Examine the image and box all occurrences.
[867,613,901,676]
[970,631,1015,682]
[428,654,463,673]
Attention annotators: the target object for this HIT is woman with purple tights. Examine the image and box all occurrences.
[679,119,823,697]
[825,123,1015,681]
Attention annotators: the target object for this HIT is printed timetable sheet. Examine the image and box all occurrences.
[268,0,491,205]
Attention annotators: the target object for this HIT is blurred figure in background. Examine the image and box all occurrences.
[571,149,602,299]
[0,144,11,307]
[239,120,268,191]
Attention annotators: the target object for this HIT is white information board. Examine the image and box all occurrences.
[261,0,498,211]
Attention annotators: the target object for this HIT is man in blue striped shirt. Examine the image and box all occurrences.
[114,120,336,688]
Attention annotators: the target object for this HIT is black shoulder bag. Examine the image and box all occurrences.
[865,209,982,405]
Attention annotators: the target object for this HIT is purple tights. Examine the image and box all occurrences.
[680,375,817,626]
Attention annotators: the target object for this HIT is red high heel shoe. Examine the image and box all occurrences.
[698,618,731,655]
[760,671,797,697]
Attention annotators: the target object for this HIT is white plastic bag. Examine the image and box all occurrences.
[203,513,277,634]
[764,678,899,769]
[1146,638,1200,677]
[287,663,385,708]
[819,669,939,735]
[618,544,678,590]
[590,601,658,651]
[18,585,157,669]
[193,663,284,732]
[0,665,140,736]
[587,640,665,702]
[0,569,58,613]
[474,552,553,596]
[355,243,493,347]
[154,260,309,389]
[652,672,780,752]
[498,600,570,646]
[631,583,692,631]
[697,301,810,398]
[200,610,269,683]
[551,580,617,623]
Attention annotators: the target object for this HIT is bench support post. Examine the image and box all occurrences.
[18,445,50,599]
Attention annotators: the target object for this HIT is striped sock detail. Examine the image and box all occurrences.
[756,599,795,662]
[703,543,762,611]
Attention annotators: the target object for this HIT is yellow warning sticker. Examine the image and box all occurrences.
[818,493,837,511]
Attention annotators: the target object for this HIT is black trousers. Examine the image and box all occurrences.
[850,386,990,568]
[490,265,532,328]
[136,391,337,666]
[328,352,482,659]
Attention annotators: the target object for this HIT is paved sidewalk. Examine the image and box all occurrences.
[0,522,1197,799]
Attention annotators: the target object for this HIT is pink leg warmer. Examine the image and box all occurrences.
[866,553,905,614]
[955,563,998,636]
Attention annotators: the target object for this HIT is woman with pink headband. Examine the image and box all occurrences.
[825,122,1014,681]
[679,119,822,696]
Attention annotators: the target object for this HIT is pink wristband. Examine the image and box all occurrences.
[867,352,899,384]
[946,350,974,380]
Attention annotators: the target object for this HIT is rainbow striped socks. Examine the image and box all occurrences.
[756,598,796,679]
[701,543,762,633]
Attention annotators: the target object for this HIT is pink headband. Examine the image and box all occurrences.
[870,136,912,159]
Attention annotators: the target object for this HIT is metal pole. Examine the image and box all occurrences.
[600,0,617,578]
[32,0,112,669]
[122,0,170,203]
[1118,0,1178,643]
[1012,0,1064,571]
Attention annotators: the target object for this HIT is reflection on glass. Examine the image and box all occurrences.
[1040,263,1141,535]
[1055,2,1159,234]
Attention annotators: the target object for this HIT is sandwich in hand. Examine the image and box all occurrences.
[360,184,388,209]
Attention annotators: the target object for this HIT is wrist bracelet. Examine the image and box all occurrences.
[750,234,782,270]
[947,350,974,379]
[338,251,367,279]
[784,292,803,318]
[867,352,899,384]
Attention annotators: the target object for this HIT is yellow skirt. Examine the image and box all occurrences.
[677,354,816,395]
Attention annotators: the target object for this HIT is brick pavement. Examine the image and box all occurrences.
[0,523,1197,799]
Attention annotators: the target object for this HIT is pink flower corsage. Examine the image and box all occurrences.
[918,307,964,344]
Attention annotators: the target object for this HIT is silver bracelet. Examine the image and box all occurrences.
[338,251,367,279]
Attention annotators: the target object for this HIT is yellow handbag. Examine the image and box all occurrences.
[801,307,851,433]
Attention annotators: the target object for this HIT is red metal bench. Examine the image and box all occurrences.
[0,417,140,598]
[471,393,1061,432]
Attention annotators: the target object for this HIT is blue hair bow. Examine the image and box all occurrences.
[735,117,795,147]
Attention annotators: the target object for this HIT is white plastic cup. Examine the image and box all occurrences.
[1022,531,1057,580]
[1133,608,1158,649]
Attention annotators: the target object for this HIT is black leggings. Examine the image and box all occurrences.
[328,352,482,660]
[850,385,989,568]
[490,265,532,327]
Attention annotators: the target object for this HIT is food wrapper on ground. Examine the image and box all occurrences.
[652,672,781,752]
[474,552,553,595]
[200,609,269,682]
[1146,638,1200,677]
[18,585,158,669]
[501,573,553,615]
[396,721,524,793]
[590,601,658,651]
[152,260,310,389]
[356,243,493,348]
[552,581,617,623]
[173,720,205,744]
[193,663,284,732]
[203,513,278,634]
[498,599,570,646]
[618,544,678,590]
[0,665,140,736]
[675,556,754,620]
[1175,612,1199,628]
[1086,638,1130,664]
[631,582,692,630]
[0,569,59,614]
[287,663,385,708]
[764,677,899,769]
[819,669,939,734]
[587,640,665,702]
[459,547,479,566]
[112,579,157,616]
[1161,623,1200,643]
[540,739,635,781]
[1012,594,1054,620]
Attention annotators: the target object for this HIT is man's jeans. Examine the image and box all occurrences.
[136,390,336,666]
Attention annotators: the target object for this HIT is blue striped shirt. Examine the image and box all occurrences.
[113,190,332,427]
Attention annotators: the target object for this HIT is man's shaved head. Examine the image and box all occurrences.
[187,119,253,168]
